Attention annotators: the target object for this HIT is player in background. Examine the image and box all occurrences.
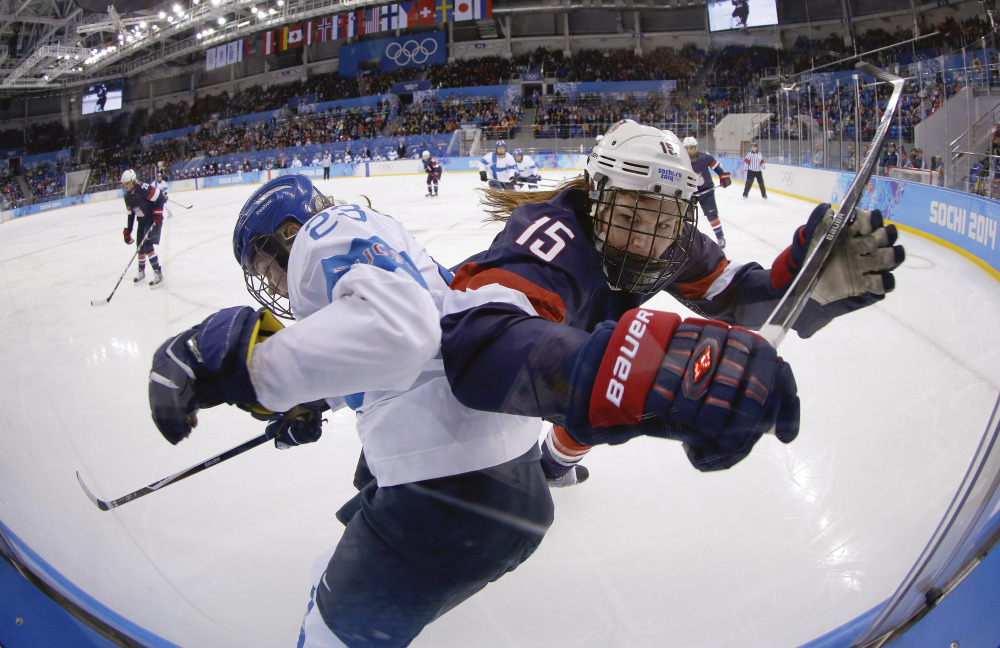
[421,150,442,197]
[121,168,166,288]
[441,119,905,486]
[512,148,542,190]
[155,171,172,219]
[743,141,767,198]
[478,139,519,190]
[731,0,749,29]
[146,175,553,647]
[683,136,730,249]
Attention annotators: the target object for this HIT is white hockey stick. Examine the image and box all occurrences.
[90,228,153,307]
[758,62,904,346]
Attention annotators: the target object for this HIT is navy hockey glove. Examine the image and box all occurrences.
[479,170,488,182]
[148,306,284,444]
[265,401,327,449]
[123,228,133,245]
[718,172,732,188]
[567,308,799,471]
[772,204,905,337]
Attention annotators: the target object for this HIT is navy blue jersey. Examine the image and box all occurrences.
[690,151,724,193]
[124,182,166,228]
[442,187,829,421]
[422,157,442,178]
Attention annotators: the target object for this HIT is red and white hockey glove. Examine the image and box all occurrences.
[718,172,732,188]
[568,308,799,471]
[123,227,133,245]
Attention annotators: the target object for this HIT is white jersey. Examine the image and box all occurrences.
[156,179,169,198]
[478,150,519,182]
[513,154,539,178]
[248,202,541,487]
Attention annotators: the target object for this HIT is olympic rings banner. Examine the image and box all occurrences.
[339,31,446,78]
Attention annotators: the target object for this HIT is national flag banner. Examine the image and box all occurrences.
[363,8,378,34]
[416,0,435,25]
[227,40,239,64]
[281,23,306,50]
[311,16,337,43]
[380,4,400,31]
[215,43,228,68]
[346,11,359,37]
[206,47,217,71]
[435,0,453,23]
[398,1,414,27]
[455,0,490,21]
[338,14,349,38]
[263,30,277,55]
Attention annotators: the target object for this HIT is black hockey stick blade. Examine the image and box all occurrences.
[758,62,904,347]
[90,228,153,307]
[76,433,271,511]
[172,201,192,210]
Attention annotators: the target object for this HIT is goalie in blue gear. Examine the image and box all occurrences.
[442,119,904,484]
[146,173,554,647]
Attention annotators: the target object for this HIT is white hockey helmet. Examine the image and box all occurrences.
[585,120,699,293]
[120,168,138,193]
[682,136,698,149]
[421,150,430,159]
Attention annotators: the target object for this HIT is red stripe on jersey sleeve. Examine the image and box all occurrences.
[450,263,567,323]
[675,258,730,300]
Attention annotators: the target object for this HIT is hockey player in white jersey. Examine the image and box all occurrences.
[512,148,542,190]
[478,139,519,190]
[155,172,172,219]
[146,174,553,648]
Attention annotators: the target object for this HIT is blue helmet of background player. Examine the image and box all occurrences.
[495,140,507,155]
[513,148,523,161]
[233,174,333,319]
[585,120,699,294]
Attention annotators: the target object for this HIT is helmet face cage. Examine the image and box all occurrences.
[121,168,137,193]
[585,120,701,293]
[234,175,333,319]
[591,182,698,294]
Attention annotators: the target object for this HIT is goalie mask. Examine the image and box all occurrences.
[233,174,333,319]
[586,120,699,294]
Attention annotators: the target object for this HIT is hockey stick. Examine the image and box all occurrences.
[76,433,270,510]
[757,62,904,347]
[90,227,153,307]
[170,200,192,210]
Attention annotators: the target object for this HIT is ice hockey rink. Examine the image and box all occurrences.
[1,168,999,648]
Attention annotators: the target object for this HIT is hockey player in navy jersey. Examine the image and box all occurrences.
[121,168,166,288]
[478,139,519,190]
[442,119,905,485]
[420,150,442,197]
[683,136,730,248]
[145,175,553,647]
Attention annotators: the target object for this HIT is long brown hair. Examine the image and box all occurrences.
[478,175,588,222]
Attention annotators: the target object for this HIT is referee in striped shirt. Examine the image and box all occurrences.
[743,142,767,199]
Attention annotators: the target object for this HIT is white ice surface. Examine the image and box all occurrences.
[1,171,998,648]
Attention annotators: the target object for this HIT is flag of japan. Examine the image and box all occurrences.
[454,0,473,21]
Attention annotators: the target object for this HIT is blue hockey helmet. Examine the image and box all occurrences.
[233,174,333,319]
[495,140,506,150]
[513,148,523,158]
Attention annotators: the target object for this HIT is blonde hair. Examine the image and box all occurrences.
[479,175,588,222]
